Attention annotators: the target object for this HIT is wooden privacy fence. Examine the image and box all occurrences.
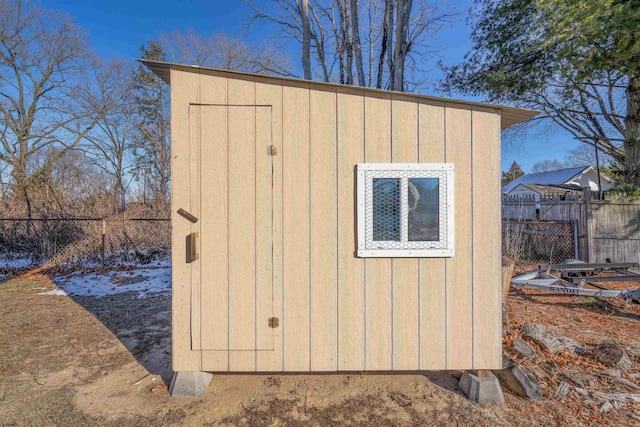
[502,193,640,264]
[588,200,640,263]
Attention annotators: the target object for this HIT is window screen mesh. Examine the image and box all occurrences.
[372,178,400,241]
[364,169,449,250]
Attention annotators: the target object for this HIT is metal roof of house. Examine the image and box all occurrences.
[139,59,539,131]
[502,166,591,193]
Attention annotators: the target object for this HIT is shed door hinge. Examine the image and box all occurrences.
[268,317,279,328]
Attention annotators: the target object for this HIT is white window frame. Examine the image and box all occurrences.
[356,163,455,258]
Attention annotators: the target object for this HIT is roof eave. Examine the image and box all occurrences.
[566,165,592,183]
[139,59,539,130]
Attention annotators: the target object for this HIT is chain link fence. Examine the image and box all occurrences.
[0,218,170,268]
[502,219,577,265]
[1,217,578,268]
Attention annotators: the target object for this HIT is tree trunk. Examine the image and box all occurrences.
[387,1,395,90]
[624,75,640,186]
[344,0,353,85]
[12,161,33,231]
[376,0,391,89]
[349,0,365,87]
[392,0,413,92]
[345,11,354,86]
[336,2,346,85]
[309,6,330,82]
[339,0,353,85]
[301,0,312,80]
[114,174,125,213]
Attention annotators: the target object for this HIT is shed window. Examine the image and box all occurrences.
[357,163,454,257]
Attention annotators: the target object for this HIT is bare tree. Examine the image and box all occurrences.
[0,0,112,220]
[246,0,458,91]
[133,42,171,206]
[530,159,567,174]
[390,0,411,90]
[26,145,110,216]
[442,0,640,185]
[0,157,9,196]
[82,59,136,212]
[158,28,293,76]
[564,144,614,170]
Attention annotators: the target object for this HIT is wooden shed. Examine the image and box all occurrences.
[141,60,537,395]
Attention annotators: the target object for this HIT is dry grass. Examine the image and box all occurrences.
[2,270,640,426]
[0,275,167,426]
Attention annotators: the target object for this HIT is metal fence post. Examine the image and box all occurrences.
[101,219,106,266]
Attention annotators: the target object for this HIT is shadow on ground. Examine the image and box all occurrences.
[1,265,174,385]
[68,290,173,384]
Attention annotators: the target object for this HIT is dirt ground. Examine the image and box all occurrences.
[1,268,640,426]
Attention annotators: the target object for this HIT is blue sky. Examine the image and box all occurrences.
[40,0,579,174]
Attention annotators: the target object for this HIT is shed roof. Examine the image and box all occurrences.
[139,59,538,131]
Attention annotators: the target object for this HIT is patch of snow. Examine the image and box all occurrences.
[43,266,172,299]
[38,289,68,296]
[0,254,37,268]
[103,253,171,268]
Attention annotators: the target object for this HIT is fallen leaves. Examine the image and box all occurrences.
[504,281,640,423]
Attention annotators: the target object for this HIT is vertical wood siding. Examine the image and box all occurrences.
[417,100,447,369]
[391,96,420,369]
[282,82,311,371]
[309,87,339,371]
[196,74,229,371]
[198,105,228,370]
[171,70,201,371]
[337,89,366,370]
[227,79,257,370]
[471,108,502,368]
[363,93,393,370]
[444,106,473,370]
[172,68,503,372]
[255,78,284,372]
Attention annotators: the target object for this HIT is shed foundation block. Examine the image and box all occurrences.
[169,371,213,397]
[459,371,505,404]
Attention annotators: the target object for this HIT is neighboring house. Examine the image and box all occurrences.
[501,165,613,195]
[507,183,583,201]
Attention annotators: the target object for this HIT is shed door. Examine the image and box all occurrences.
[190,105,274,354]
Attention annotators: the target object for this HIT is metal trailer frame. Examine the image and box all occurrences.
[510,262,640,302]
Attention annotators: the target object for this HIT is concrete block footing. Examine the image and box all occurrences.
[169,371,213,397]
[459,371,505,404]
